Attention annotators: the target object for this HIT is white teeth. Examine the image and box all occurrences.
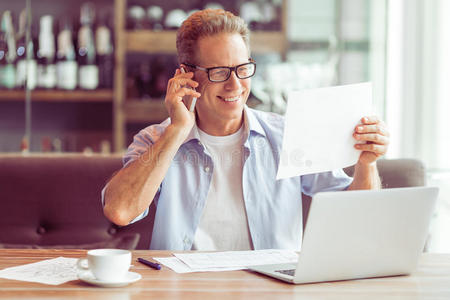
[222,95,240,102]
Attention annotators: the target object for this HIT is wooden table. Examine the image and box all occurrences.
[1,249,450,299]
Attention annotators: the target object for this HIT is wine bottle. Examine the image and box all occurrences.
[56,17,77,90]
[15,9,27,88]
[77,2,98,90]
[0,18,9,88]
[15,9,37,90]
[0,11,17,89]
[37,15,57,89]
[96,10,113,89]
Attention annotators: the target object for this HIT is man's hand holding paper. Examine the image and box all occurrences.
[353,115,389,165]
[277,82,389,180]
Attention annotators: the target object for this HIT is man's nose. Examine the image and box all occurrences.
[224,71,241,90]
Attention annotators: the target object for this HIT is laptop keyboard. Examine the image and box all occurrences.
[275,269,295,277]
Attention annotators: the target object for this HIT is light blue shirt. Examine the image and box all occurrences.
[122,106,353,250]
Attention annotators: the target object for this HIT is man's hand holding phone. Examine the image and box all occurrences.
[164,67,201,133]
[180,67,198,112]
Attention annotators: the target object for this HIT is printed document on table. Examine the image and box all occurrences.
[0,257,78,285]
[276,82,373,179]
[153,257,242,273]
[173,249,298,270]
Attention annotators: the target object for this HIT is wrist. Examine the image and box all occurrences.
[166,123,192,143]
[351,161,381,190]
[355,160,377,170]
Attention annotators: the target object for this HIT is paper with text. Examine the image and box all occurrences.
[153,257,242,273]
[0,257,78,285]
[276,82,373,179]
[173,249,298,270]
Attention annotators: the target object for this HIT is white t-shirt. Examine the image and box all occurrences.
[191,125,253,251]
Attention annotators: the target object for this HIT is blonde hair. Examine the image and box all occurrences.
[176,9,250,65]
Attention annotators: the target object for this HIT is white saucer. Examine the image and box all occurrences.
[78,271,142,287]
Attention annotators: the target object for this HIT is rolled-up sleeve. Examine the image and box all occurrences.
[301,168,353,197]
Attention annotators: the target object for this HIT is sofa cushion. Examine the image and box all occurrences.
[0,155,154,249]
[0,233,140,250]
[343,158,426,188]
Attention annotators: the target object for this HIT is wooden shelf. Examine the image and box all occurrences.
[126,31,177,54]
[0,90,113,102]
[124,99,168,123]
[250,31,287,54]
[126,30,287,54]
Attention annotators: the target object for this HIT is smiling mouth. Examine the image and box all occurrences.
[217,93,243,102]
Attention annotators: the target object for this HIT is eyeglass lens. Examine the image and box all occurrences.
[209,63,255,82]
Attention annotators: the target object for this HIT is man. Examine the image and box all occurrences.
[103,9,389,251]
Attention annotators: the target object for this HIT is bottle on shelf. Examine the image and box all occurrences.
[0,11,17,89]
[96,9,114,89]
[56,16,77,90]
[127,5,146,30]
[37,15,57,89]
[147,6,164,31]
[152,57,167,98]
[15,9,37,90]
[151,55,176,98]
[134,59,152,99]
[77,2,99,90]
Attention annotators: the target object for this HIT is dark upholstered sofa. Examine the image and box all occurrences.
[0,155,425,250]
[0,155,155,250]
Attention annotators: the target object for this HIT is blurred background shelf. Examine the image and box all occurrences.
[124,99,168,123]
[0,90,113,102]
[126,30,287,54]
[0,0,381,154]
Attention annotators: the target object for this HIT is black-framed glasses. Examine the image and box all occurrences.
[183,59,256,83]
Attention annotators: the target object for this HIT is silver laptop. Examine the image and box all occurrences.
[249,186,439,284]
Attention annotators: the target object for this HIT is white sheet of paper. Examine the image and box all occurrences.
[153,257,242,273]
[173,249,298,270]
[276,82,373,179]
[0,257,78,285]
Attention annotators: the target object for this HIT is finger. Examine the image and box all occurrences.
[173,87,201,99]
[354,133,389,145]
[176,70,195,79]
[355,124,389,136]
[176,78,199,89]
[361,116,380,124]
[168,77,198,89]
[167,81,198,97]
[354,143,387,155]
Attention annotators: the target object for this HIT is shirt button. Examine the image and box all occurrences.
[184,237,190,244]
[204,166,210,172]
[198,141,202,146]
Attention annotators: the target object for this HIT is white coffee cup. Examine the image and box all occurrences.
[77,249,132,282]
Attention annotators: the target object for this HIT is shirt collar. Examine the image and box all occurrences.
[183,122,202,144]
[182,105,266,145]
[243,105,266,138]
